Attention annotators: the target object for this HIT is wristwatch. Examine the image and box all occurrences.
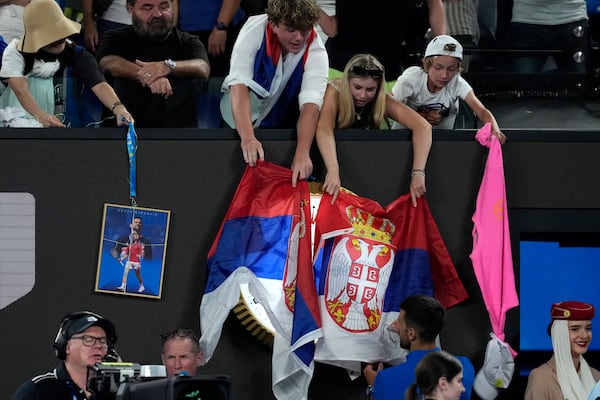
[164,58,176,72]
[215,21,228,31]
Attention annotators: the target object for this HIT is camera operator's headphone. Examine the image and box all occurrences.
[53,311,118,360]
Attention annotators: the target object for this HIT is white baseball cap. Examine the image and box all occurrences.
[473,333,515,400]
[424,35,463,61]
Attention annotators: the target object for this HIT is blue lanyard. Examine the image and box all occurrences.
[126,122,138,206]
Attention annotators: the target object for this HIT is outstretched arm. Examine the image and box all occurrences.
[90,82,134,126]
[291,102,319,187]
[464,91,506,144]
[316,85,341,202]
[230,83,264,166]
[385,95,432,206]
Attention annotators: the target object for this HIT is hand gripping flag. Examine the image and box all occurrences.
[199,160,321,400]
[312,191,469,373]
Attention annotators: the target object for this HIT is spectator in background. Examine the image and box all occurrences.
[326,0,447,80]
[81,0,133,53]
[508,0,589,74]
[315,53,431,206]
[0,0,133,127]
[525,301,600,400]
[0,0,29,44]
[177,0,245,78]
[177,0,246,128]
[315,0,335,44]
[445,0,479,71]
[161,328,203,377]
[405,351,466,400]
[391,35,505,142]
[363,295,474,400]
[96,0,210,128]
[220,0,328,185]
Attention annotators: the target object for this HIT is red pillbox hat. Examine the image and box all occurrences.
[551,301,595,321]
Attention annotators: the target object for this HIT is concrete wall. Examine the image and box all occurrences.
[1,128,599,400]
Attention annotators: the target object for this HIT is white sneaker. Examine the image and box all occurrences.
[138,284,145,293]
[116,284,126,291]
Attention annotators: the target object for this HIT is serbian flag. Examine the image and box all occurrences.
[312,191,468,373]
[199,161,321,400]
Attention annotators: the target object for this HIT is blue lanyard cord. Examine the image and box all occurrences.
[126,121,138,206]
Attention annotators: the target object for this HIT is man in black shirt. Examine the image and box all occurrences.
[96,0,210,127]
[11,311,118,400]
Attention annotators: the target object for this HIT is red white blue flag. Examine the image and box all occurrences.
[312,191,469,372]
[199,161,321,399]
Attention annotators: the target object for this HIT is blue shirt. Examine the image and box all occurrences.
[178,0,245,32]
[373,347,474,400]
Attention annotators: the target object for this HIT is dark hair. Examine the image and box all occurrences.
[405,351,463,400]
[400,295,446,342]
[266,0,320,31]
[161,328,201,353]
[22,40,79,76]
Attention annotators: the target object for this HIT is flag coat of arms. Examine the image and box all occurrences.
[199,161,321,400]
[312,191,469,372]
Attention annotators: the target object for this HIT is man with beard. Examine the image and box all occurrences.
[96,0,209,127]
[362,295,474,400]
[11,311,119,400]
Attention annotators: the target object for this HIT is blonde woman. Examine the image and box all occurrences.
[315,53,432,206]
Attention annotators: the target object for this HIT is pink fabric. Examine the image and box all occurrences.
[470,123,519,356]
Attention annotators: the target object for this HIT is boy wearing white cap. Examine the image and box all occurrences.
[391,34,505,143]
[525,301,600,400]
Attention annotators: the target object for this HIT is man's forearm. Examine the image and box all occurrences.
[99,55,140,79]
[295,103,319,156]
[169,59,210,79]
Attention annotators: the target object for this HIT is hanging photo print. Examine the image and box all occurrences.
[95,203,171,299]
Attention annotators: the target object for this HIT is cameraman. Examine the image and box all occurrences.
[11,311,118,400]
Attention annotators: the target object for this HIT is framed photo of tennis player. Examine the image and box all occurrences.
[95,203,171,299]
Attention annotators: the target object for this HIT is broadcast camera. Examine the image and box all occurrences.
[87,362,231,400]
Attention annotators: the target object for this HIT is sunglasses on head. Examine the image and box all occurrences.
[160,328,198,344]
[350,65,383,79]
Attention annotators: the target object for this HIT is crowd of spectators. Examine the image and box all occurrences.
[0,0,598,128]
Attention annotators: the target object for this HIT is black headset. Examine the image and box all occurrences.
[53,311,117,360]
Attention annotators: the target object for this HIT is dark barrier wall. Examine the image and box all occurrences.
[1,128,600,400]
